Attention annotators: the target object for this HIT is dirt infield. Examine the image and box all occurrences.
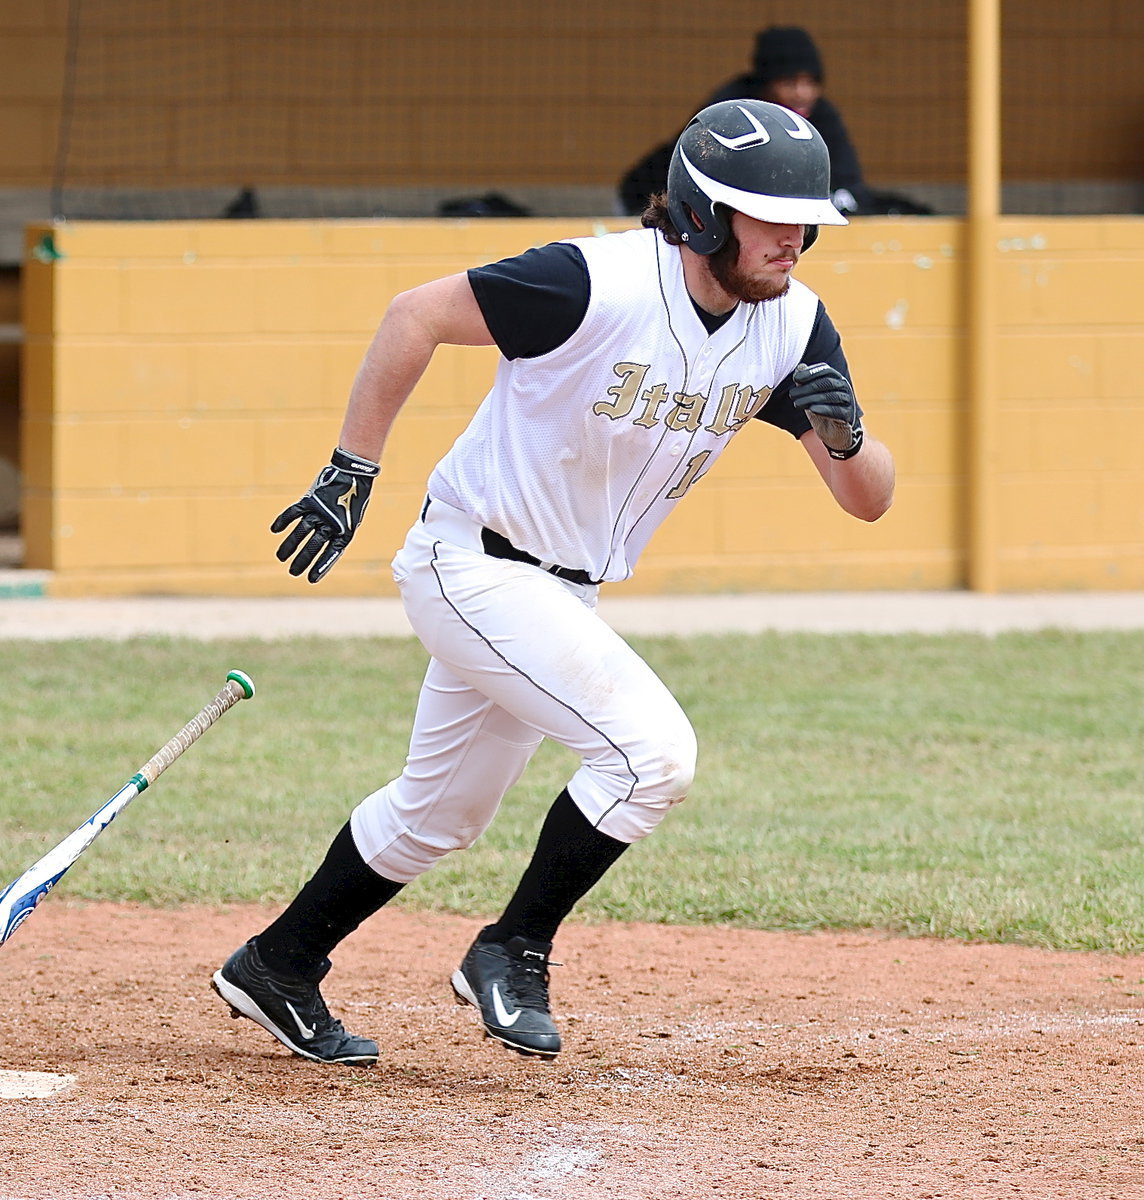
[2,902,1142,1200]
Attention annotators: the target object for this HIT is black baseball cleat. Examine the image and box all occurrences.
[211,938,378,1066]
[450,934,561,1058]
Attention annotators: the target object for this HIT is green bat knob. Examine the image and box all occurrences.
[226,670,256,699]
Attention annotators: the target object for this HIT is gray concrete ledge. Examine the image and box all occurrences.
[0,591,1140,640]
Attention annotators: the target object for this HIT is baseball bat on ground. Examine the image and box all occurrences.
[0,669,255,946]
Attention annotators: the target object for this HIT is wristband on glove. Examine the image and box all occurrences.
[826,424,864,461]
[329,446,381,480]
[270,446,380,583]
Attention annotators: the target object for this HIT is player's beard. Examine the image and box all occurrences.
[707,230,793,304]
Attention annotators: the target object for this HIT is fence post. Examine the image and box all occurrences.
[966,0,1002,591]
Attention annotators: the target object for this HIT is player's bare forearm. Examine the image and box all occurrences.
[339,274,496,464]
[338,307,435,463]
[802,430,895,521]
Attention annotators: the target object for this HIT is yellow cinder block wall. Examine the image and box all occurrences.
[20,216,1144,597]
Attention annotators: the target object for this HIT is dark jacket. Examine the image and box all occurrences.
[619,77,933,218]
[619,82,868,217]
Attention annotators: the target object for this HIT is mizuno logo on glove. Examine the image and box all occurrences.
[335,479,358,527]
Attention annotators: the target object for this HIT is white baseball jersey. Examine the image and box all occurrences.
[428,227,822,584]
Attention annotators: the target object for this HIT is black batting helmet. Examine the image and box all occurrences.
[666,99,847,255]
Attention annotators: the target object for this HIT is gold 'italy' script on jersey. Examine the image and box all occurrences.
[593,362,772,435]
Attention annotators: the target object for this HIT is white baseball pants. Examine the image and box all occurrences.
[349,497,697,883]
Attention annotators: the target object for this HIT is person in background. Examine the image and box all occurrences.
[620,26,931,218]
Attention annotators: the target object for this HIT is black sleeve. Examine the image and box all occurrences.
[467,243,590,360]
[755,302,860,438]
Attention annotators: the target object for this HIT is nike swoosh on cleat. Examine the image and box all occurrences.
[285,1001,316,1040]
[490,984,522,1028]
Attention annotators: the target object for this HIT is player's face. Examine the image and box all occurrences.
[707,212,803,304]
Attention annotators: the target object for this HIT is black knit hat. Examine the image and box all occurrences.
[750,26,824,87]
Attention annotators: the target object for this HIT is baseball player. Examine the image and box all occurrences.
[212,99,895,1066]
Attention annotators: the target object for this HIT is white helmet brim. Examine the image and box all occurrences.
[679,149,849,227]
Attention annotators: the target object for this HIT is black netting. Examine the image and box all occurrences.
[43,0,1144,221]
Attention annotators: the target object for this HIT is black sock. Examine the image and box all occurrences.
[256,821,404,978]
[481,789,629,946]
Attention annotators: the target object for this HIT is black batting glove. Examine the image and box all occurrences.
[271,447,380,583]
[790,362,865,460]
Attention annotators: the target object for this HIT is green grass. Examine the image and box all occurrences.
[1,631,1142,952]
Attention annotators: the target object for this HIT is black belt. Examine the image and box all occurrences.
[422,497,600,586]
[479,527,600,586]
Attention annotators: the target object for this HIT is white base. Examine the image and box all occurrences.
[0,1069,76,1099]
